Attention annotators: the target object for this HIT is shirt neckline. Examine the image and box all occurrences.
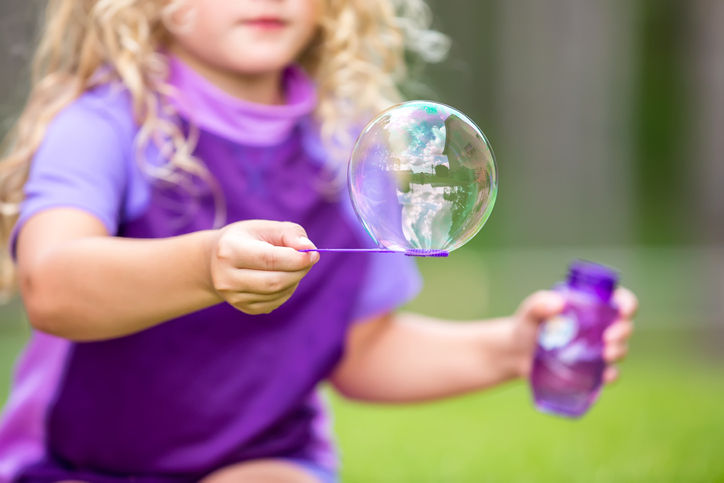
[167,55,318,146]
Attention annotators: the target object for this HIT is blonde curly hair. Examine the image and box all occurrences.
[0,0,449,297]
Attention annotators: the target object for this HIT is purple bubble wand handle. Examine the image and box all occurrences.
[298,248,449,257]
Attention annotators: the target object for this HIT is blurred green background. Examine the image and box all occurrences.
[1,0,723,481]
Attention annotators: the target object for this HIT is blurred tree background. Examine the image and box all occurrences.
[408,0,724,336]
[0,0,722,481]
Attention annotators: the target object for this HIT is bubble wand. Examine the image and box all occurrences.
[298,248,449,257]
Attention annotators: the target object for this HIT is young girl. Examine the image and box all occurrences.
[0,0,636,482]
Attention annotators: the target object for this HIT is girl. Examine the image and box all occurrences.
[0,0,636,482]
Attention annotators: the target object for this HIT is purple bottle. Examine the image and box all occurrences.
[530,260,619,418]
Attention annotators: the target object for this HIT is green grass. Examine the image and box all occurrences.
[330,353,724,482]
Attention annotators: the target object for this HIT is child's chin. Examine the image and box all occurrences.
[229,55,296,75]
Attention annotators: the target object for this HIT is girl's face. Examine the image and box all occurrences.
[167,0,321,75]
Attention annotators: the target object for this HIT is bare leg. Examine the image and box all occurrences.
[54,459,321,483]
[201,459,322,483]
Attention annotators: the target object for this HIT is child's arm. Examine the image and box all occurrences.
[17,208,319,341]
[331,289,636,402]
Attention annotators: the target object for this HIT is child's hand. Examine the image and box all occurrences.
[509,288,637,383]
[207,220,320,315]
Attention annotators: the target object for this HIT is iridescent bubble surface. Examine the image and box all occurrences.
[348,101,498,252]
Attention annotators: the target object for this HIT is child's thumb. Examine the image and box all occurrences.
[516,291,566,325]
[252,221,312,249]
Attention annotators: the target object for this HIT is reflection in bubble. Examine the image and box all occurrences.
[349,101,497,252]
[399,183,453,249]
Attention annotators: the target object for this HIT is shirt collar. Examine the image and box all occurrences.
[167,55,317,146]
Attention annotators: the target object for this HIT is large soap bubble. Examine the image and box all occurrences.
[348,101,498,253]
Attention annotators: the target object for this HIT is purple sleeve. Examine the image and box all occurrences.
[10,98,131,257]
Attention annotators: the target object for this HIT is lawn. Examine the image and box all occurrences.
[330,347,724,482]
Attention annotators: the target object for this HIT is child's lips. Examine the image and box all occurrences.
[243,18,287,30]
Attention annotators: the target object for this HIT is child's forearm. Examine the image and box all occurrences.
[332,290,635,403]
[18,210,222,341]
[17,209,318,341]
[331,312,526,403]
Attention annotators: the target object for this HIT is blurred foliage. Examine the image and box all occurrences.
[419,0,709,248]
[634,0,690,244]
[407,247,714,327]
[1,0,720,247]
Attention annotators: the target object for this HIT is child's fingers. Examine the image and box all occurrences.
[603,340,628,363]
[603,365,619,384]
[604,319,634,344]
[613,287,639,320]
[247,269,309,296]
[245,219,320,268]
[516,290,566,323]
[247,220,315,250]
[243,290,297,315]
[223,240,317,272]
[220,268,310,296]
[227,283,299,307]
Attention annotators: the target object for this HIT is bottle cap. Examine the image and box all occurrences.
[568,259,619,301]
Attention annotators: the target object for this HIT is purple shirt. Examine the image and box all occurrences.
[0,58,421,482]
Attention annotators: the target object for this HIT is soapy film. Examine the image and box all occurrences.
[348,101,498,252]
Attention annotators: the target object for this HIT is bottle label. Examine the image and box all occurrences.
[539,314,578,350]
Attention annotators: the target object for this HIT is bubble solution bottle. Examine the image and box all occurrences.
[530,260,619,418]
